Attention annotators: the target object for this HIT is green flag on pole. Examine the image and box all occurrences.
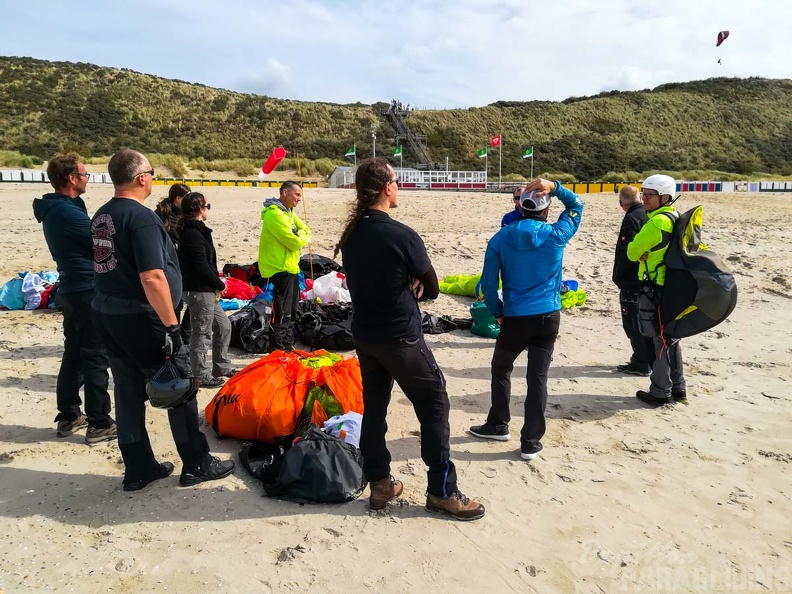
[392,146,402,157]
[345,145,356,157]
[477,147,488,158]
[521,146,534,159]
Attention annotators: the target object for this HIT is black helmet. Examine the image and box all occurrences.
[146,360,198,409]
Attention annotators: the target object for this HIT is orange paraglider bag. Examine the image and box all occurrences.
[204,349,363,445]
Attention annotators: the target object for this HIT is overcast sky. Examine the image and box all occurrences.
[2,0,790,108]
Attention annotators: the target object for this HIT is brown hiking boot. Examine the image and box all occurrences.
[426,490,486,521]
[369,476,403,510]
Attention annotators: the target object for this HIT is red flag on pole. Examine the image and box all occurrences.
[491,135,502,147]
[259,147,287,178]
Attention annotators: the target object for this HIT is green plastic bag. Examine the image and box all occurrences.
[470,301,500,339]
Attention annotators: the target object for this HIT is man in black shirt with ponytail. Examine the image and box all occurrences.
[336,157,485,521]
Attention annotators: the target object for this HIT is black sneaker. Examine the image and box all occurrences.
[200,377,226,389]
[520,442,543,461]
[616,364,651,376]
[672,390,689,405]
[123,462,175,492]
[636,390,672,407]
[179,456,235,486]
[469,423,510,441]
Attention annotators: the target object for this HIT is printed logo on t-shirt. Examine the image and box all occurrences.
[92,213,117,273]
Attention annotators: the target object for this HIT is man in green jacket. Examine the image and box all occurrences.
[258,181,312,351]
[627,174,687,407]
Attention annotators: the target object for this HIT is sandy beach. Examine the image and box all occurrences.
[1,183,791,593]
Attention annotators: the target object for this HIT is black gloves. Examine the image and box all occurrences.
[163,324,183,357]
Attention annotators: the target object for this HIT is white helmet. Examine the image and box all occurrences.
[642,174,676,198]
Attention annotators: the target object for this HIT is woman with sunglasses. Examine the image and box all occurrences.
[176,193,236,388]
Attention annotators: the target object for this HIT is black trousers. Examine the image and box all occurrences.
[94,308,211,483]
[619,289,655,373]
[266,272,299,351]
[354,336,458,498]
[487,311,561,447]
[56,290,113,428]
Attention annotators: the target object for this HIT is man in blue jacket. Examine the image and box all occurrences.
[33,153,116,443]
[470,179,583,461]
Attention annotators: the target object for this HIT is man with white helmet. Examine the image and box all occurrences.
[627,174,687,406]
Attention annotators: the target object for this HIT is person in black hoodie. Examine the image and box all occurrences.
[32,153,116,443]
[177,192,236,388]
[612,185,654,375]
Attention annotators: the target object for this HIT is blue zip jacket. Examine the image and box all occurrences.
[32,192,95,294]
[481,182,583,317]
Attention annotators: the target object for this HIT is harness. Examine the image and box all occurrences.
[641,211,678,283]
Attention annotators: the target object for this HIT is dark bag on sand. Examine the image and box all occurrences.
[229,300,274,353]
[238,442,286,480]
[260,425,366,503]
[299,254,343,279]
[294,301,354,351]
[420,312,473,334]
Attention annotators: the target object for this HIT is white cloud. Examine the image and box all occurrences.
[1,0,790,107]
[238,58,293,98]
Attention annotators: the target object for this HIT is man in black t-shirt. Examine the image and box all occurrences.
[335,158,485,521]
[91,150,234,492]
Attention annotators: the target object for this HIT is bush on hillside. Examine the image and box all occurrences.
[0,150,43,168]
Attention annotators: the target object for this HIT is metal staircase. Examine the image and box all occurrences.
[382,101,435,169]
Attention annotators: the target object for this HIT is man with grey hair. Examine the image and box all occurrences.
[91,150,234,491]
[612,185,653,376]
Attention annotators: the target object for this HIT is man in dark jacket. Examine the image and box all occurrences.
[612,185,654,376]
[32,153,116,443]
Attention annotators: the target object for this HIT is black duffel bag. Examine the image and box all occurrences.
[299,254,343,279]
[229,300,274,353]
[260,425,366,503]
[294,300,354,351]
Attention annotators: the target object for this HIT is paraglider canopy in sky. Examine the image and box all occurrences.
[716,31,730,47]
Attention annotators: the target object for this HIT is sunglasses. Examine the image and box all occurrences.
[72,172,90,179]
[133,168,155,179]
[200,203,211,210]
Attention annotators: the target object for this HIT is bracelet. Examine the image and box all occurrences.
[166,324,180,334]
